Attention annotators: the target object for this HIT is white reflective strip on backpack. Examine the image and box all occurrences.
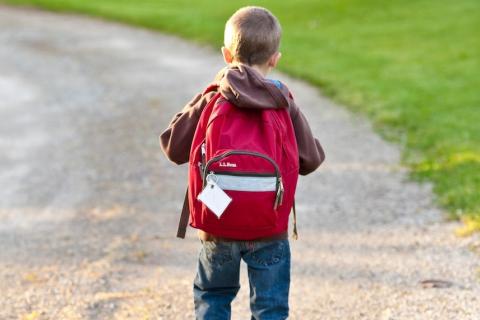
[212,174,277,192]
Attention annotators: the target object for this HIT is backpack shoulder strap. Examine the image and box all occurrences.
[176,188,190,238]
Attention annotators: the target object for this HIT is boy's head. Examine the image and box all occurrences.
[222,6,282,72]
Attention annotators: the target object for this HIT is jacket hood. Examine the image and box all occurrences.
[214,64,293,110]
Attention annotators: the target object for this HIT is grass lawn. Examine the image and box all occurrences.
[4,0,479,227]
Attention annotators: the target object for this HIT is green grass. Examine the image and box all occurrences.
[4,0,479,220]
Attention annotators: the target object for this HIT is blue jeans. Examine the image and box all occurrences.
[193,239,290,320]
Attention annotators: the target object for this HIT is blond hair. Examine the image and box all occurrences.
[224,6,281,65]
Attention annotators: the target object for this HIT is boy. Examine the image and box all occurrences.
[160,6,324,319]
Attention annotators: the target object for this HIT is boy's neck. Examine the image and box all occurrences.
[250,64,270,77]
[231,62,270,77]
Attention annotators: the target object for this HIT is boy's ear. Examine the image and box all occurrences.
[221,46,234,64]
[268,52,282,68]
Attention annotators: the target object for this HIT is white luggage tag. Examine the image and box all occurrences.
[197,174,232,218]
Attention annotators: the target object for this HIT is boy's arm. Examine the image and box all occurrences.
[159,91,216,164]
[290,102,325,175]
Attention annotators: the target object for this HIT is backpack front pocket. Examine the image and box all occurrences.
[200,151,283,231]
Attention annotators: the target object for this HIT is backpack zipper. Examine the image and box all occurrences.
[214,171,276,177]
[203,150,284,210]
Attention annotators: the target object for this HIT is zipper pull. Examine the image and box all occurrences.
[278,179,284,205]
[274,178,284,210]
[203,170,215,188]
[200,143,206,167]
[206,172,217,189]
[200,143,207,181]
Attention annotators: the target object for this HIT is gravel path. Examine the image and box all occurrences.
[0,5,479,320]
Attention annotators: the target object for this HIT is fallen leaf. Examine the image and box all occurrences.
[455,217,480,237]
[23,272,45,283]
[22,311,40,320]
[134,250,148,262]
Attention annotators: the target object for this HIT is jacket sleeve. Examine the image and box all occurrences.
[159,91,216,164]
[289,102,325,175]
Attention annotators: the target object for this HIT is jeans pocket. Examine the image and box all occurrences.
[251,240,288,266]
[202,241,233,268]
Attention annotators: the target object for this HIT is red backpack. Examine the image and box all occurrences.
[177,85,299,240]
